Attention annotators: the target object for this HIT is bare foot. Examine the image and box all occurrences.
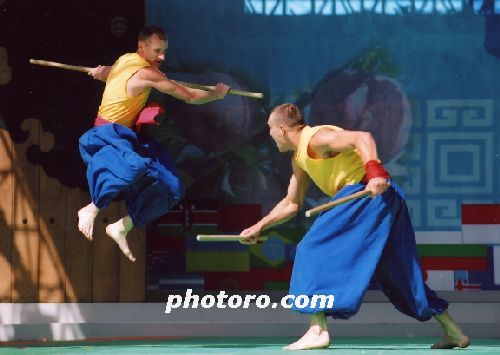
[283,328,330,350]
[105,216,136,262]
[431,334,470,349]
[77,203,99,241]
[432,310,470,349]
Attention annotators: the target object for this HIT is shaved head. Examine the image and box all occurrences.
[270,103,304,127]
[138,25,167,42]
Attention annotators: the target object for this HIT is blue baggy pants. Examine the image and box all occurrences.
[289,182,448,321]
[79,123,183,227]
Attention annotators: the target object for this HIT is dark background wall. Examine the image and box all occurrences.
[0,0,147,303]
[0,0,145,188]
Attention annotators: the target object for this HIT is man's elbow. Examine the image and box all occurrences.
[289,203,302,215]
[360,131,373,140]
[357,131,375,145]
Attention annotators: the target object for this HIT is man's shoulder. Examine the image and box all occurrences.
[124,68,161,91]
[134,66,164,80]
[310,126,339,144]
[313,124,344,132]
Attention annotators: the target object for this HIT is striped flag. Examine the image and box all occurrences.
[462,204,500,244]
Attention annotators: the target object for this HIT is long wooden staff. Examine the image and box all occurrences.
[197,235,268,242]
[29,59,264,99]
[305,190,370,217]
[305,182,391,217]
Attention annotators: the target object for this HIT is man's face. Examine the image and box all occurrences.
[139,34,168,69]
[268,113,287,152]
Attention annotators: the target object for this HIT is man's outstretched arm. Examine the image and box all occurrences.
[138,67,230,104]
[240,160,310,241]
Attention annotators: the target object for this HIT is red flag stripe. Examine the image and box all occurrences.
[462,204,500,224]
[420,257,487,271]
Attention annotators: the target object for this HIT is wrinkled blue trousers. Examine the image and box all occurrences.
[289,182,448,321]
[79,123,182,227]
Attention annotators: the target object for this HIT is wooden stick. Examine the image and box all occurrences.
[30,59,93,73]
[305,190,370,218]
[305,183,391,217]
[196,234,268,242]
[29,59,264,99]
[172,80,263,99]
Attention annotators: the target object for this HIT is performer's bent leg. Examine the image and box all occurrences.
[78,144,150,241]
[79,124,152,210]
[286,185,402,350]
[374,202,469,348]
[374,203,447,320]
[125,174,180,227]
[125,135,183,227]
[86,145,151,210]
[289,184,401,319]
[107,173,180,262]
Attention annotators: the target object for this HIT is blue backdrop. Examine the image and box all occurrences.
[146,0,500,232]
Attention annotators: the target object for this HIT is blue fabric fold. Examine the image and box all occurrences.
[289,182,448,321]
[79,123,183,227]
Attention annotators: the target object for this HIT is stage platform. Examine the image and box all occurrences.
[1,291,499,342]
[1,337,500,354]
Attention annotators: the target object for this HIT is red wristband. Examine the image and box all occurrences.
[364,160,390,181]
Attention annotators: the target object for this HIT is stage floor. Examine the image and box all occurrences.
[1,337,499,354]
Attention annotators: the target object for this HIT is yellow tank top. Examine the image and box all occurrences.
[294,125,365,196]
[97,53,152,127]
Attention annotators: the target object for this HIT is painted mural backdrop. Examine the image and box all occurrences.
[142,0,500,293]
